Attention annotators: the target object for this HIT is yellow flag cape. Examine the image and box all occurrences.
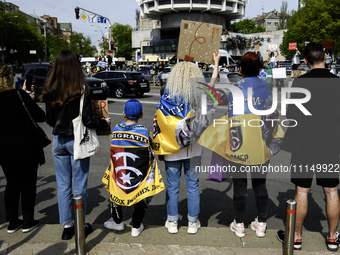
[102,122,165,206]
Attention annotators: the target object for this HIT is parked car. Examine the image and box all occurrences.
[21,62,109,101]
[93,71,150,98]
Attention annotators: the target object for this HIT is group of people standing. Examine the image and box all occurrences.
[0,42,339,252]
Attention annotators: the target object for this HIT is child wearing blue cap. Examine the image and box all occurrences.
[103,99,165,237]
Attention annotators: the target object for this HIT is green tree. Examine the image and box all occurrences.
[228,19,265,34]
[0,9,44,64]
[110,23,133,59]
[280,0,340,59]
[278,1,290,30]
[69,31,97,57]
[46,34,69,61]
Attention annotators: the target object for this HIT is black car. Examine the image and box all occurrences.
[21,62,109,101]
[93,71,150,98]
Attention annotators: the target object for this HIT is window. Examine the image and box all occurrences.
[106,72,116,79]
[96,73,106,79]
[274,22,279,28]
[267,22,271,28]
[35,68,49,77]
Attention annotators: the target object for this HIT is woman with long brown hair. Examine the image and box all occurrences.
[42,50,111,240]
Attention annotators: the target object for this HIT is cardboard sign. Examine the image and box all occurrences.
[273,68,287,79]
[269,45,278,51]
[289,42,297,50]
[177,20,222,64]
[91,100,111,135]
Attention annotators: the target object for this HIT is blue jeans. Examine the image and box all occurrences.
[52,135,90,224]
[165,157,201,222]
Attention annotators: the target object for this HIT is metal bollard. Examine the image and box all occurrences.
[73,196,85,255]
[284,199,297,255]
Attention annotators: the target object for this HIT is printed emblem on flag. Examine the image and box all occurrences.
[229,126,243,152]
[111,147,149,194]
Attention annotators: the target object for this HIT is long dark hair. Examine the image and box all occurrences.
[41,50,86,106]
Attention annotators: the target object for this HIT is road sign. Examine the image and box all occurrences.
[289,42,297,50]
[89,14,96,23]
[80,12,88,22]
[97,17,107,23]
[107,50,115,55]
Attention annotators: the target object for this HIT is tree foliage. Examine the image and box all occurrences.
[46,35,69,61]
[280,0,340,59]
[228,19,265,34]
[278,1,289,30]
[70,32,97,57]
[0,8,44,64]
[110,23,133,59]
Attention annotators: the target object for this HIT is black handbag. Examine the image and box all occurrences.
[17,90,51,148]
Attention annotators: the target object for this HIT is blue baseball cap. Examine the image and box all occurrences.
[124,99,143,119]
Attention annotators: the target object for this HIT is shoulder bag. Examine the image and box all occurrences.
[73,90,100,160]
[17,90,51,148]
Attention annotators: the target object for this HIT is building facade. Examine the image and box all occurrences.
[133,0,249,63]
[252,9,280,32]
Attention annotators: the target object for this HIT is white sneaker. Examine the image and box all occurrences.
[250,218,266,238]
[104,218,125,231]
[230,220,245,237]
[131,223,144,237]
[187,220,201,234]
[165,220,178,234]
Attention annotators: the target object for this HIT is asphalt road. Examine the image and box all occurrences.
[0,88,337,236]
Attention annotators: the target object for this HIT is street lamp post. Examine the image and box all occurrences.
[90,24,104,41]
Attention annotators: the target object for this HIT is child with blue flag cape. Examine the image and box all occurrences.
[102,99,165,237]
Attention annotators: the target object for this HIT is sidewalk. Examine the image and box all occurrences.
[0,224,337,255]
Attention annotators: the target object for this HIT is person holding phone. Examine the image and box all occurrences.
[0,64,46,234]
[22,74,34,98]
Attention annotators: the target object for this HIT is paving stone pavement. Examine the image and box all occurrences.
[0,224,338,255]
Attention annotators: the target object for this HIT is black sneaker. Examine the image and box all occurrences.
[327,232,340,251]
[85,223,93,239]
[22,220,39,233]
[276,230,302,250]
[61,226,74,240]
[7,220,23,234]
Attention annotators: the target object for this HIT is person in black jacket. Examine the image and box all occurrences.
[279,42,340,251]
[0,64,45,234]
[41,50,111,240]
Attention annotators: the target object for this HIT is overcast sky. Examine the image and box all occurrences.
[7,0,298,46]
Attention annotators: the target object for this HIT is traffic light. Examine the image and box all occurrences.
[110,41,115,51]
[75,8,80,19]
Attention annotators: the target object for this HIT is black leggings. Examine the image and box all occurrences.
[110,199,148,228]
[0,159,38,223]
[231,161,269,224]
